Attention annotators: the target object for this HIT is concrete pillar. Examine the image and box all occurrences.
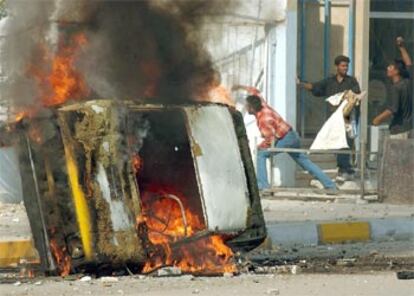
[264,0,298,187]
[354,0,370,194]
[354,1,370,93]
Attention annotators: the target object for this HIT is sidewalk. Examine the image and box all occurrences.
[262,199,414,247]
[1,198,413,268]
[0,202,38,267]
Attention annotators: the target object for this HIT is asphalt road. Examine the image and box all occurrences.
[1,272,413,296]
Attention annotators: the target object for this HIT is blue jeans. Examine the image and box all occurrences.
[337,135,354,174]
[256,130,336,190]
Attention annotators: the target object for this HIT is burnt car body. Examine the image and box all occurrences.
[16,100,266,274]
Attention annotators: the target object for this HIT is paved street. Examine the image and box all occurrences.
[1,272,413,296]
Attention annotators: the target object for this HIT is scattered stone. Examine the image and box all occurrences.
[80,276,92,282]
[266,288,280,295]
[396,271,414,280]
[34,281,42,285]
[337,258,356,266]
[156,267,182,277]
[290,265,300,275]
[12,218,19,223]
[117,290,124,294]
[13,281,21,286]
[192,289,200,294]
[275,266,290,274]
[100,276,119,283]
[223,272,234,278]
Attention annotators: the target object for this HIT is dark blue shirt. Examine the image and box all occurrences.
[386,65,413,134]
[311,75,361,97]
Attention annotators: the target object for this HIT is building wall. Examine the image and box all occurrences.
[204,1,287,148]
[205,0,301,186]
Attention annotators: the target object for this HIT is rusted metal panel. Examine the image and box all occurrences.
[184,106,250,232]
[378,139,414,204]
[58,101,145,264]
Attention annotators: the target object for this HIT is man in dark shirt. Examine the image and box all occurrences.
[373,37,413,138]
[298,55,361,181]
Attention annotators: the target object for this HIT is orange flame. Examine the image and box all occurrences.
[206,85,235,107]
[49,238,72,276]
[14,111,27,123]
[28,33,90,108]
[138,185,237,275]
[10,110,37,124]
[132,154,143,174]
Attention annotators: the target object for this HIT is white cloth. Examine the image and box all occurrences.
[310,100,349,150]
[326,92,345,106]
[0,147,23,203]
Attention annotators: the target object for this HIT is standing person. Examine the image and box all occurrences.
[372,37,413,138]
[297,55,361,182]
[241,88,337,194]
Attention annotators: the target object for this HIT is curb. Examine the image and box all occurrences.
[0,239,39,267]
[266,217,414,247]
[1,218,413,267]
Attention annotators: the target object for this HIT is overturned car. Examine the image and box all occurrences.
[15,100,266,275]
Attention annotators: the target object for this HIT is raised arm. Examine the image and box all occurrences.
[231,84,260,95]
[397,36,412,66]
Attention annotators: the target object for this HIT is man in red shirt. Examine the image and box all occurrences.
[243,90,337,193]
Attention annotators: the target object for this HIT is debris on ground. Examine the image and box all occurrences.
[155,267,182,277]
[266,288,280,295]
[79,276,92,282]
[100,276,119,283]
[396,271,414,280]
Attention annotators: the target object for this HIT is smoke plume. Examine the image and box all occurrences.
[1,0,235,110]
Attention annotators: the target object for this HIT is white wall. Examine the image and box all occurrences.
[205,0,298,187]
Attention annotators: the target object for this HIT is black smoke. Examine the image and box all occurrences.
[2,0,235,108]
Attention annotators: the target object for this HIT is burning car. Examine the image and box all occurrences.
[16,100,266,276]
[1,0,266,276]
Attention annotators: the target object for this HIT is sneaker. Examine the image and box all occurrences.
[310,179,324,189]
[336,173,346,184]
[336,172,355,183]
